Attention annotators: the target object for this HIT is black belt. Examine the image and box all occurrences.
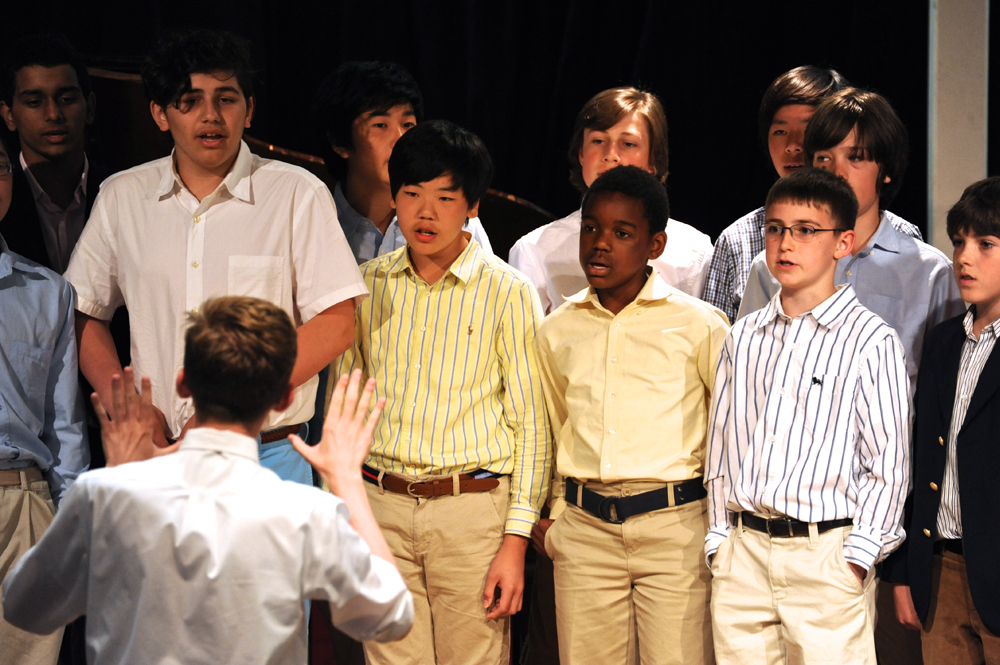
[739,511,854,538]
[566,477,706,524]
[934,539,964,556]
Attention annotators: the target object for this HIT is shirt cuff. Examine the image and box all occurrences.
[705,525,731,567]
[74,295,116,321]
[504,503,540,538]
[843,526,883,571]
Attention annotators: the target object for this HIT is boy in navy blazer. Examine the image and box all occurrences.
[884,176,1000,662]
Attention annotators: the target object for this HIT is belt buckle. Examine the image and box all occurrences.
[765,517,794,537]
[406,481,423,498]
[598,495,624,524]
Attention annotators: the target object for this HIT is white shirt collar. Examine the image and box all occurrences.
[179,427,260,463]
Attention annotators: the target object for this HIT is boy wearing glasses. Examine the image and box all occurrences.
[706,168,910,664]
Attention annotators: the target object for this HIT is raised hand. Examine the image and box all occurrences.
[91,367,179,466]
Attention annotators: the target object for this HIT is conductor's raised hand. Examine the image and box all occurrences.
[290,370,384,496]
[91,367,180,466]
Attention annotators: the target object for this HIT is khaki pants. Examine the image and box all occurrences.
[0,472,62,665]
[711,519,877,665]
[921,550,1000,664]
[362,477,510,665]
[545,484,713,665]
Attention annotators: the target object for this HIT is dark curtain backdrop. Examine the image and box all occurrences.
[5,0,943,251]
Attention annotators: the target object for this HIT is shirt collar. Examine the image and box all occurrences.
[565,267,669,310]
[963,307,1000,340]
[753,284,857,330]
[0,233,42,279]
[178,427,260,462]
[334,182,369,237]
[863,212,902,254]
[386,231,482,284]
[155,140,253,202]
[19,151,89,209]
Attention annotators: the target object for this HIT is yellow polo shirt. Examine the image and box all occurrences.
[536,269,729,519]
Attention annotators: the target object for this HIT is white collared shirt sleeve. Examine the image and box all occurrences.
[705,334,736,562]
[65,188,123,320]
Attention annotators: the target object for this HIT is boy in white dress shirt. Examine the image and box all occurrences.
[706,168,910,664]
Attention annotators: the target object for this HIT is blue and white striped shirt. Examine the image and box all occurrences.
[705,285,910,569]
[936,309,1000,539]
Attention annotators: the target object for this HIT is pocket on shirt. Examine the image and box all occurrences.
[227,255,286,304]
[801,373,846,436]
[8,342,51,414]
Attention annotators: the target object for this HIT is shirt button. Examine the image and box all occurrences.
[604,463,611,469]
[611,357,617,363]
[410,401,416,407]
[420,326,426,332]
[930,482,939,491]
[768,436,776,443]
[614,323,620,328]
[609,429,615,435]
[609,392,616,399]
[846,270,853,277]
[190,308,198,315]
[923,528,932,537]
[191,261,199,268]
[194,216,201,223]
[868,250,874,255]
[414,364,420,369]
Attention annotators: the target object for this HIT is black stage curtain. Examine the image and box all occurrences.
[6,1,939,253]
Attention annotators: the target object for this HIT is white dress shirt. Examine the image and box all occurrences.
[705,286,910,570]
[508,209,714,314]
[20,152,89,274]
[65,142,368,437]
[2,427,413,664]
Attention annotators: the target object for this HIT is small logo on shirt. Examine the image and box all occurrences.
[812,376,823,387]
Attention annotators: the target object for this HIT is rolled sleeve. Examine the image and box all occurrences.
[65,192,123,321]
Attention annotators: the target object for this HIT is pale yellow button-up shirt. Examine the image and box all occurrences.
[335,238,551,537]
[536,269,729,519]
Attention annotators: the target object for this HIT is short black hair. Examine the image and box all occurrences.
[1,32,92,107]
[947,176,1000,239]
[758,65,848,149]
[581,165,670,235]
[313,61,423,179]
[388,119,493,205]
[804,88,908,207]
[765,167,858,231]
[141,29,254,108]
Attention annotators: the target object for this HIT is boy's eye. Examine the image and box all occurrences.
[591,138,605,145]
[771,128,786,136]
[615,230,631,238]
[796,226,817,237]
[951,237,964,248]
[403,121,416,129]
[981,240,995,249]
[372,122,387,129]
[764,224,782,236]
[581,223,597,233]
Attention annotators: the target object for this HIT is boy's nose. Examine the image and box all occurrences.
[44,99,65,122]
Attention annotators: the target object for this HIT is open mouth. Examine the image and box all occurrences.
[413,227,437,242]
[42,131,69,144]
[784,163,804,172]
[777,260,796,269]
[198,133,226,146]
[585,261,611,277]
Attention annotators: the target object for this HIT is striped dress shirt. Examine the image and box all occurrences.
[936,309,1000,539]
[335,238,551,537]
[704,208,923,323]
[705,285,910,570]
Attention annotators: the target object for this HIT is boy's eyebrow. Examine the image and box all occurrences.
[16,85,82,98]
[181,85,242,96]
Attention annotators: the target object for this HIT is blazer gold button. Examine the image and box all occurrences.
[930,482,939,491]
[923,528,932,537]
[939,436,945,445]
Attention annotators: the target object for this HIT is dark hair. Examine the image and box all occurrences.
[946,177,1000,239]
[804,88,908,207]
[184,297,297,426]
[313,61,423,179]
[567,87,669,193]
[758,66,848,148]
[141,29,254,108]
[388,119,493,205]
[581,165,670,235]
[1,32,92,106]
[765,167,859,231]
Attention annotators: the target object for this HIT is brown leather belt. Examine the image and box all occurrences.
[362,464,500,498]
[0,466,43,486]
[260,424,303,444]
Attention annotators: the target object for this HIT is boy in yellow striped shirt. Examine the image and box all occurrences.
[335,119,551,665]
[534,165,729,664]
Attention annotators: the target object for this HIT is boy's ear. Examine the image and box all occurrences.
[244,96,255,129]
[466,199,480,220]
[0,102,15,132]
[85,91,97,125]
[273,382,295,413]
[834,229,855,260]
[150,100,171,133]
[175,368,191,398]
[330,132,352,161]
[648,230,667,261]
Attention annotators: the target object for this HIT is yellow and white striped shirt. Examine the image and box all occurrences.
[336,239,551,537]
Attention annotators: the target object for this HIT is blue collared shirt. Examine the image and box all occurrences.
[0,235,88,503]
[334,182,494,264]
[737,214,965,383]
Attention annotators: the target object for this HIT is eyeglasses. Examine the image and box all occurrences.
[762,223,841,243]
[0,162,11,177]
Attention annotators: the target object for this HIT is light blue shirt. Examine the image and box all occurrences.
[0,235,88,503]
[334,182,494,264]
[737,213,966,383]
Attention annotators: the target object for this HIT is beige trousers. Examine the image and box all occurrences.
[922,550,1000,664]
[711,520,877,665]
[545,484,713,665]
[362,477,510,665]
[0,472,62,665]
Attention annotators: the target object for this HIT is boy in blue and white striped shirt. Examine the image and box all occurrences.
[705,168,910,664]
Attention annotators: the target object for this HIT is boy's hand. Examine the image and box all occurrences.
[893,584,922,630]
[531,518,553,557]
[849,562,867,585]
[483,534,528,620]
[91,367,180,466]
[290,370,384,496]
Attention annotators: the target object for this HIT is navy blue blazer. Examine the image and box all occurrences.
[882,311,1000,634]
